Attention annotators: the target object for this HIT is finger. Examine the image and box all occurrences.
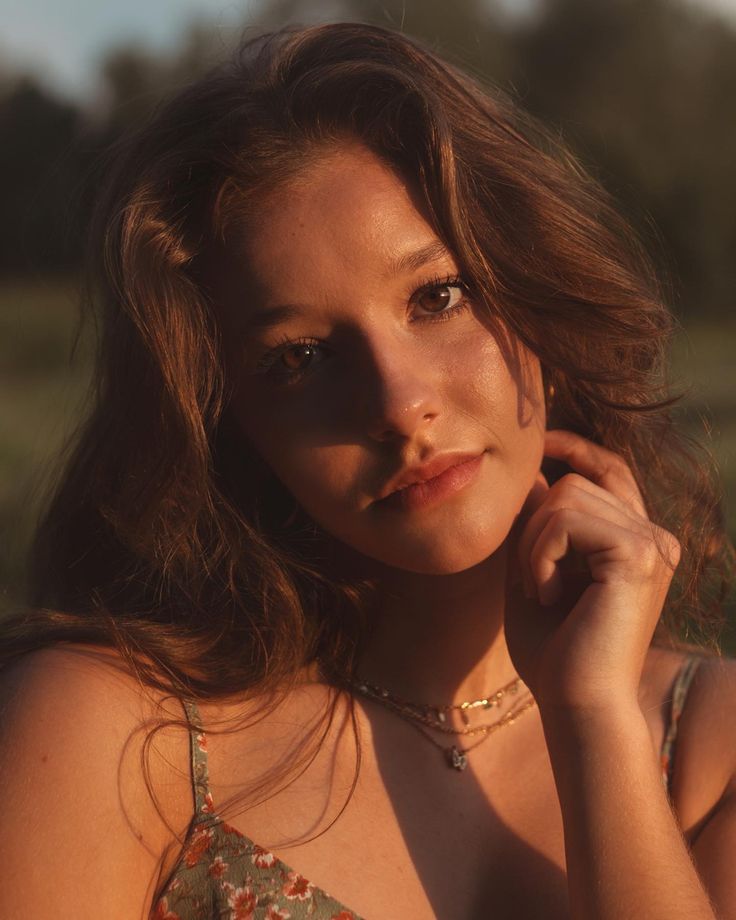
[529,509,674,607]
[520,471,550,518]
[507,473,550,597]
[544,430,647,516]
[518,486,651,601]
[543,472,650,528]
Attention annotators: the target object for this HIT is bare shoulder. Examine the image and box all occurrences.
[657,647,736,834]
[0,643,191,764]
[0,644,193,919]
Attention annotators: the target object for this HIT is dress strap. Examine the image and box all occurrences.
[182,699,216,820]
[660,655,701,792]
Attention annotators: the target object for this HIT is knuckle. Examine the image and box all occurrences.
[656,528,681,569]
[529,536,553,575]
[539,507,578,542]
[552,473,590,498]
[638,544,660,574]
[552,506,579,527]
[604,453,636,483]
[605,449,630,470]
[627,529,657,562]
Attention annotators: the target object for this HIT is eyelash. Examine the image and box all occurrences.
[255,274,471,384]
[414,274,470,323]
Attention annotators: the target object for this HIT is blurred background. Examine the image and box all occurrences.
[1,0,734,642]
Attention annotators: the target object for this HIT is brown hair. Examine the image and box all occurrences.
[4,23,733,702]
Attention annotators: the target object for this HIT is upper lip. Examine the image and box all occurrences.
[375,451,483,501]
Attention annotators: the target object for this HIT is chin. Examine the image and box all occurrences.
[381,545,500,576]
[391,556,493,576]
[351,521,511,576]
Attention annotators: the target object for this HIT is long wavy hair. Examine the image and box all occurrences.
[4,23,733,705]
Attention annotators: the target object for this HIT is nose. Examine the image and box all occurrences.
[357,338,441,443]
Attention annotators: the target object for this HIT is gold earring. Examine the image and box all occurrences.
[545,383,556,414]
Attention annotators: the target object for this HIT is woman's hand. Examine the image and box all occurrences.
[504,429,681,715]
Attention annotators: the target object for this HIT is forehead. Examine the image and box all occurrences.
[231,145,447,303]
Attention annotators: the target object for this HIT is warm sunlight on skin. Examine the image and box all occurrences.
[216,145,546,574]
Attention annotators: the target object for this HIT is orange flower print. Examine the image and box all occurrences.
[201,791,215,814]
[151,896,180,920]
[196,732,208,753]
[184,826,214,867]
[331,913,355,920]
[209,855,229,878]
[226,885,257,919]
[265,907,291,919]
[282,872,314,901]
[251,844,277,869]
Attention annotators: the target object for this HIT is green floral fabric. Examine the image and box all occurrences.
[151,701,362,920]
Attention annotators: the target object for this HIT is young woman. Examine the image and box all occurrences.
[1,23,734,920]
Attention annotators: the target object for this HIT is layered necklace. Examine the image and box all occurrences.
[348,674,536,771]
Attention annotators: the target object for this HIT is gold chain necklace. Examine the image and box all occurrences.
[416,694,537,771]
[352,675,523,729]
[353,685,524,737]
[349,677,537,771]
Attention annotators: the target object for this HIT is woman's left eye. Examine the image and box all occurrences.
[413,279,469,319]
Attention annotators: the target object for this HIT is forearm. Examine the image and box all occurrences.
[541,704,716,920]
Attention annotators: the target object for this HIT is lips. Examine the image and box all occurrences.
[378,451,483,508]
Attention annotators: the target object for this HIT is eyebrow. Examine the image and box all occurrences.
[243,303,304,332]
[242,240,454,332]
[390,240,453,274]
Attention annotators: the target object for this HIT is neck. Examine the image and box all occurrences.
[356,545,517,705]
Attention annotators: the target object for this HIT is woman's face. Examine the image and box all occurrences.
[217,145,546,574]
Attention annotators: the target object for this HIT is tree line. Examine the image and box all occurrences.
[2,0,735,319]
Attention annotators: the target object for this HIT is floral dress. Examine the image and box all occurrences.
[152,699,362,920]
[152,657,701,919]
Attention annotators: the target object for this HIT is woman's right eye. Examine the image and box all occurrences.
[279,343,319,372]
[256,337,326,382]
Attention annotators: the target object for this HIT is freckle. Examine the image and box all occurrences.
[41,754,48,763]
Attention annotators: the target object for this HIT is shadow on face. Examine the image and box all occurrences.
[210,143,546,576]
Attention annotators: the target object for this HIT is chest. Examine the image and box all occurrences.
[320,758,569,918]
[171,664,682,920]
[204,711,572,919]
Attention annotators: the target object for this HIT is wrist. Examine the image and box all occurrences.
[539,701,665,822]
[537,697,648,743]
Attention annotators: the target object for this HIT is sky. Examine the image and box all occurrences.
[2,0,735,102]
[0,0,258,100]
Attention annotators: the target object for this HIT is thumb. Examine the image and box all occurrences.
[505,471,549,588]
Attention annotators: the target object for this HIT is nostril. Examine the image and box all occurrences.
[371,408,436,443]
[375,426,404,443]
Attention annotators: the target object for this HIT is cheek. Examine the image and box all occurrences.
[232,393,362,518]
[448,332,544,444]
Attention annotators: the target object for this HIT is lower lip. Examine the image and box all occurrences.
[379,453,485,512]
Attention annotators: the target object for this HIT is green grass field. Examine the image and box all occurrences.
[1,277,734,644]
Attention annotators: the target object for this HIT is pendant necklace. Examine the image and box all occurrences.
[349,675,536,771]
